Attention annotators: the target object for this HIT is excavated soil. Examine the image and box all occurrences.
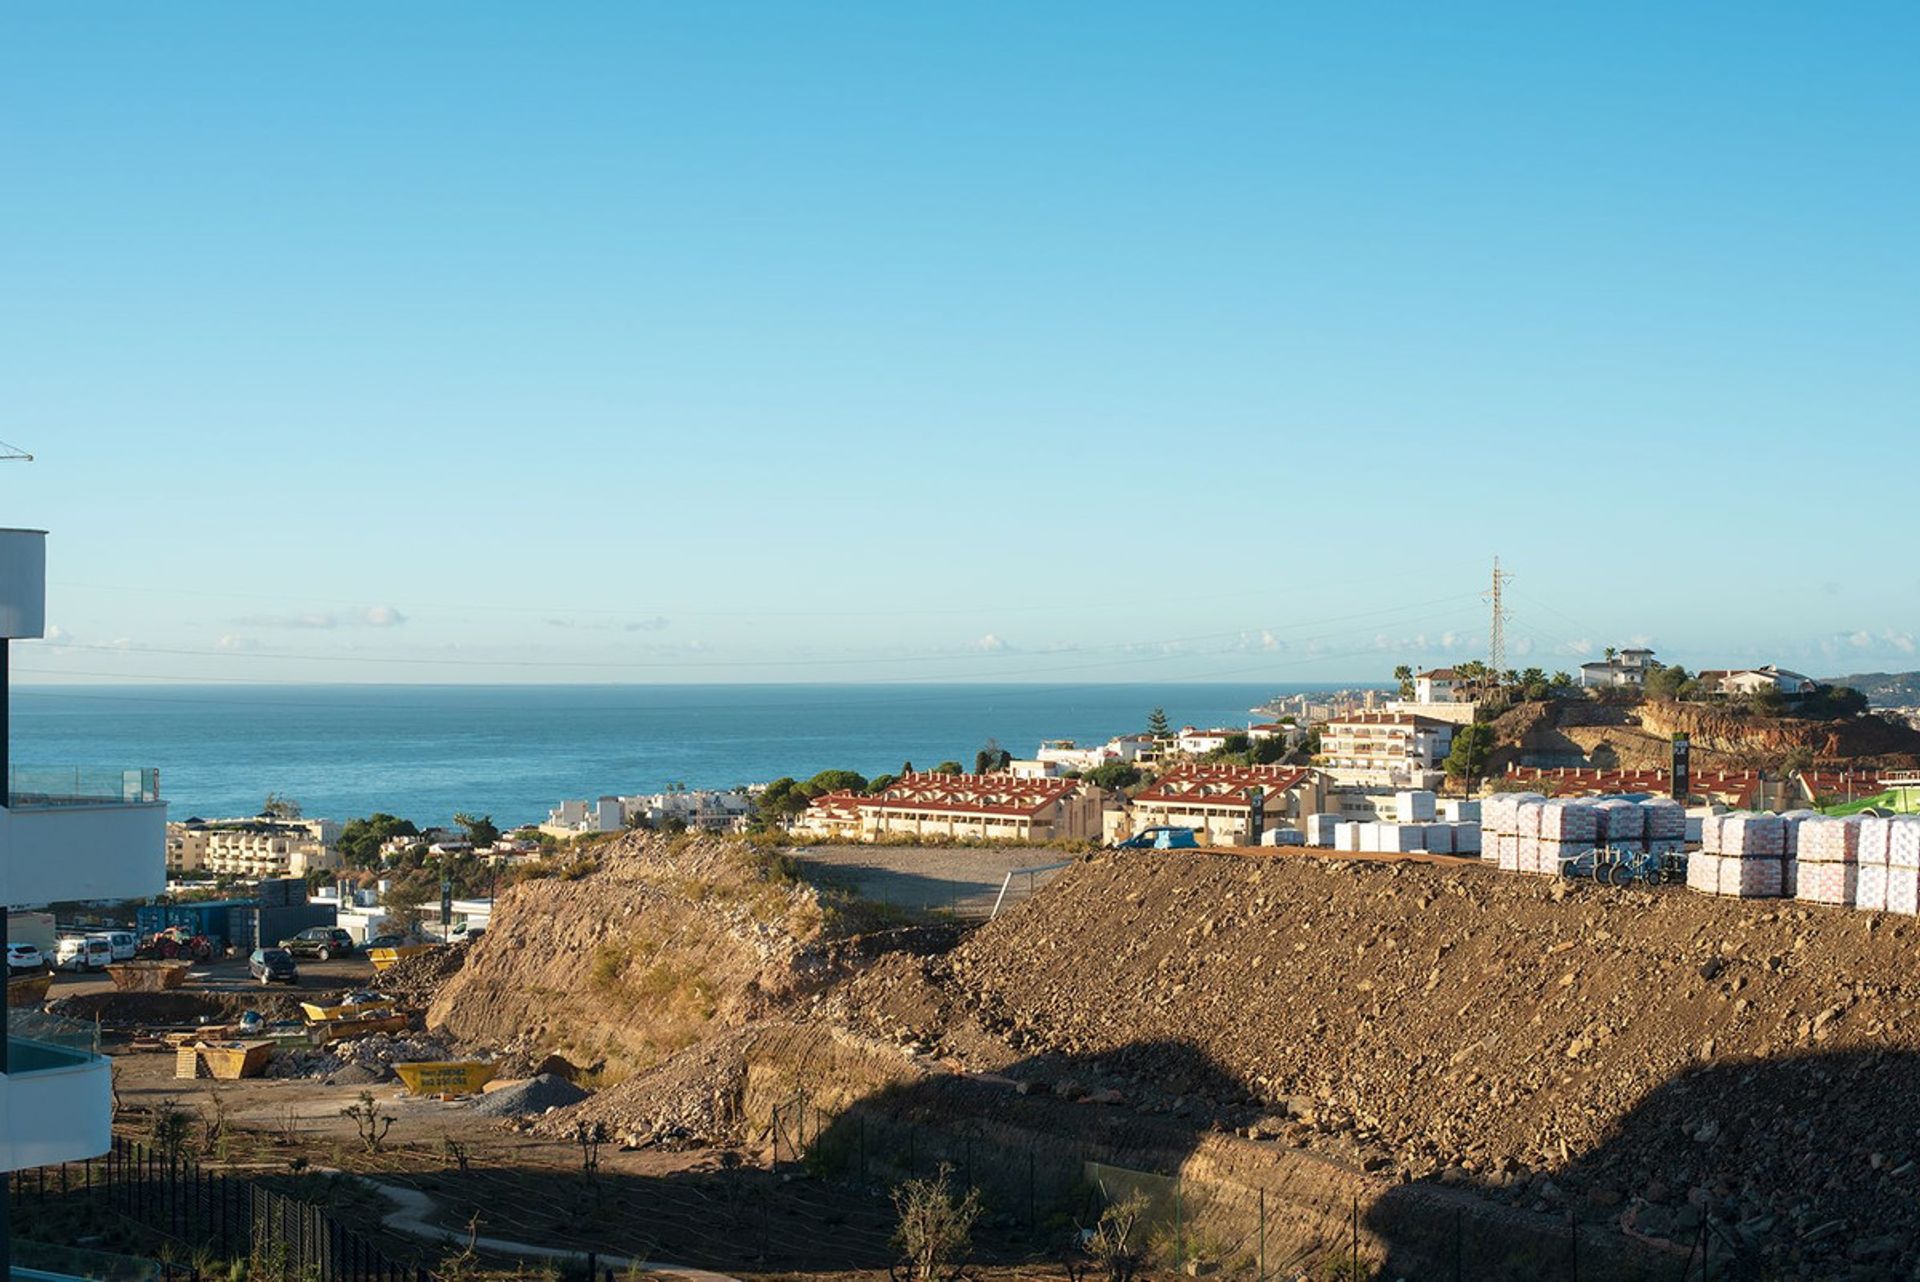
[50,989,319,1027]
[429,833,831,1075]
[841,850,1920,1272]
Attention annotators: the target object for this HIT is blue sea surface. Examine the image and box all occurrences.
[9,683,1359,828]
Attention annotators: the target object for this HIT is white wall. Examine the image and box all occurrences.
[0,802,168,907]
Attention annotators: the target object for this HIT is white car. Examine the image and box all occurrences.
[7,943,46,974]
[54,936,113,972]
[103,931,138,963]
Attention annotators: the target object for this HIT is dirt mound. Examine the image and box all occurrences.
[844,849,1920,1266]
[470,1073,591,1119]
[533,1020,923,1149]
[267,1029,460,1081]
[374,942,469,1005]
[50,989,318,1027]
[428,833,832,1078]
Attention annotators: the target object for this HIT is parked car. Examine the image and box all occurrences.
[103,931,139,963]
[248,947,299,985]
[55,936,114,972]
[7,943,46,974]
[277,927,355,961]
[362,934,417,952]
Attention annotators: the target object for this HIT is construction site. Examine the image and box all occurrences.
[10,825,1920,1282]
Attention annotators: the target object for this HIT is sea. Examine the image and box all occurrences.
[10,683,1367,829]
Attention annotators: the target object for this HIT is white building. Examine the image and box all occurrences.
[2,527,167,1180]
[167,816,342,878]
[1579,648,1657,688]
[1174,726,1238,755]
[1412,668,1466,704]
[1317,712,1456,788]
[542,788,753,837]
[1700,665,1816,698]
[1033,735,1157,773]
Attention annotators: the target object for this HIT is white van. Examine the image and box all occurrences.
[104,931,138,963]
[54,936,113,971]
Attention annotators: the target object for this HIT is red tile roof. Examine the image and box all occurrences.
[811,771,1082,820]
[1133,764,1309,807]
[1504,766,1766,807]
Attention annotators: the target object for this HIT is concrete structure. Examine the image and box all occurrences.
[3,527,167,1269]
[1317,712,1455,788]
[1124,764,1324,846]
[1579,648,1657,688]
[799,772,1102,843]
[166,816,341,879]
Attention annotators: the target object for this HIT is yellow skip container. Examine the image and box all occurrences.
[393,1060,498,1096]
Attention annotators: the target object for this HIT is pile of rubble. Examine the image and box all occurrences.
[267,1030,461,1084]
[841,848,1920,1273]
[373,942,470,1005]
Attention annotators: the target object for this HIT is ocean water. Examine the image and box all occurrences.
[9,683,1356,828]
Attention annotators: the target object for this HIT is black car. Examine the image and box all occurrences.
[248,947,299,984]
[277,927,355,961]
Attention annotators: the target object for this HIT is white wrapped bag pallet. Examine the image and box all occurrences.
[1890,866,1920,916]
[1305,814,1342,848]
[1495,832,1518,872]
[1780,810,1818,857]
[1544,840,1596,877]
[1453,821,1482,855]
[1856,862,1889,912]
[1594,799,1646,850]
[1333,822,1359,853]
[1859,817,1893,867]
[1396,790,1437,822]
[1687,853,1722,894]
[1795,817,1859,906]
[1356,823,1380,854]
[1422,824,1454,854]
[1538,801,1599,843]
[1890,817,1920,868]
[1720,858,1783,898]
[1384,823,1426,854]
[1643,799,1686,843]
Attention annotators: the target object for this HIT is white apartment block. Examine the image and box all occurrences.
[167,816,342,878]
[3,527,168,1190]
[1579,648,1657,688]
[1318,712,1455,788]
[542,788,753,837]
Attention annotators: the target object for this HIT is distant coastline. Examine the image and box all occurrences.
[10,681,1371,828]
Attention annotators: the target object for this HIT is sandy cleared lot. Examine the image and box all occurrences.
[786,843,1077,918]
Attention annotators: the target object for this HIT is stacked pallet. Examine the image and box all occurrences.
[1478,793,1544,872]
[1793,817,1858,906]
[1303,814,1342,848]
[1643,798,1687,853]
[1689,813,1785,897]
[1593,799,1645,852]
[1887,818,1920,916]
[1395,790,1438,822]
[1536,800,1599,876]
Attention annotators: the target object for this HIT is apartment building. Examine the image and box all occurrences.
[167,816,342,878]
[799,771,1103,843]
[1318,712,1455,787]
[1124,763,1323,846]
[541,788,753,837]
[2,527,168,1264]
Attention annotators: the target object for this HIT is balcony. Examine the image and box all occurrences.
[1,1013,111,1172]
[1,766,166,907]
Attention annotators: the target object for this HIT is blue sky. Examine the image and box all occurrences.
[4,3,1916,685]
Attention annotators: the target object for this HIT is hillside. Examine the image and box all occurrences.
[1488,696,1920,770]
[843,850,1920,1270]
[1825,671,1920,706]
[428,832,833,1074]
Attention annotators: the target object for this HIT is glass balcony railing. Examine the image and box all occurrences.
[5,766,160,809]
[6,1009,103,1073]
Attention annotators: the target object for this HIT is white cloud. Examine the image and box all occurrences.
[969,633,1009,653]
[44,623,72,643]
[1558,638,1594,657]
[232,605,406,630]
[544,615,669,633]
[214,634,256,652]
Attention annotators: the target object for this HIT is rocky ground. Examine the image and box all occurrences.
[840,849,1920,1275]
